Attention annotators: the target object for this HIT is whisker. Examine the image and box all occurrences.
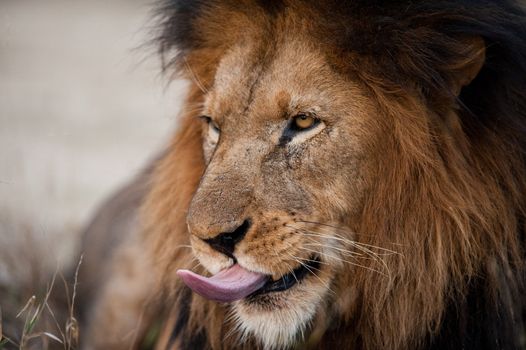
[287,226,356,246]
[295,220,406,249]
[348,241,400,255]
[276,240,332,266]
[290,225,400,255]
[285,226,391,274]
[286,253,325,272]
[277,240,332,267]
[287,252,330,289]
[288,264,299,284]
[296,231,383,263]
[303,241,369,259]
[288,224,354,243]
[318,229,399,255]
[299,234,363,254]
[271,246,300,284]
[295,220,374,236]
[345,242,392,273]
[284,253,334,294]
[297,246,389,277]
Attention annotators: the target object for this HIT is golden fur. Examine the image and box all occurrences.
[78,1,526,349]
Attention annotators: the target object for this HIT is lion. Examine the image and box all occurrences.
[76,0,526,349]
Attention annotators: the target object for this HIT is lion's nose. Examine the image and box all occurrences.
[203,219,251,258]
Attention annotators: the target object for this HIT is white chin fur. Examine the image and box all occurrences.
[231,280,329,349]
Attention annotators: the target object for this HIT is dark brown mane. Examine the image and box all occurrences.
[158,0,526,138]
[145,1,526,349]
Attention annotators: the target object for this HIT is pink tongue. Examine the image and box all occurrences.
[176,264,267,303]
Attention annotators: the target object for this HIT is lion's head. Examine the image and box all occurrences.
[143,1,526,349]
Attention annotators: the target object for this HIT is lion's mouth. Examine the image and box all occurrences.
[177,256,320,302]
[249,255,321,297]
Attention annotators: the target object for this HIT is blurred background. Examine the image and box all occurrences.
[0,0,186,286]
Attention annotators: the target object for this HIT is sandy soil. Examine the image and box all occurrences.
[0,0,186,283]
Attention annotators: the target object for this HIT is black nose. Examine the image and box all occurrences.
[203,219,251,258]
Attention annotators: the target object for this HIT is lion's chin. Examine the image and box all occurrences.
[231,275,331,349]
[193,245,334,348]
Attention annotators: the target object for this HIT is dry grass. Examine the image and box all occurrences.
[0,259,81,350]
[0,218,82,350]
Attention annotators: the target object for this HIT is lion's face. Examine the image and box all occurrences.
[186,38,382,347]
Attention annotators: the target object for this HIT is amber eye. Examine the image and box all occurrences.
[280,112,324,145]
[293,114,317,130]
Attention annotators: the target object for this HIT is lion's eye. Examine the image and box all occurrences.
[200,116,220,144]
[292,114,317,130]
[280,112,325,145]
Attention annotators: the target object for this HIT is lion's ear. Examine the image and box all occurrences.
[450,36,486,96]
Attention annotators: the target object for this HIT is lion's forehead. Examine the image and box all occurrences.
[205,38,366,131]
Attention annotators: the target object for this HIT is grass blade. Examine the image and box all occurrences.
[43,332,64,344]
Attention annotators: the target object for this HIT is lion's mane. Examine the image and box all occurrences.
[143,1,526,349]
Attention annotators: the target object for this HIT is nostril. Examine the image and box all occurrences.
[224,219,251,244]
[204,219,251,258]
